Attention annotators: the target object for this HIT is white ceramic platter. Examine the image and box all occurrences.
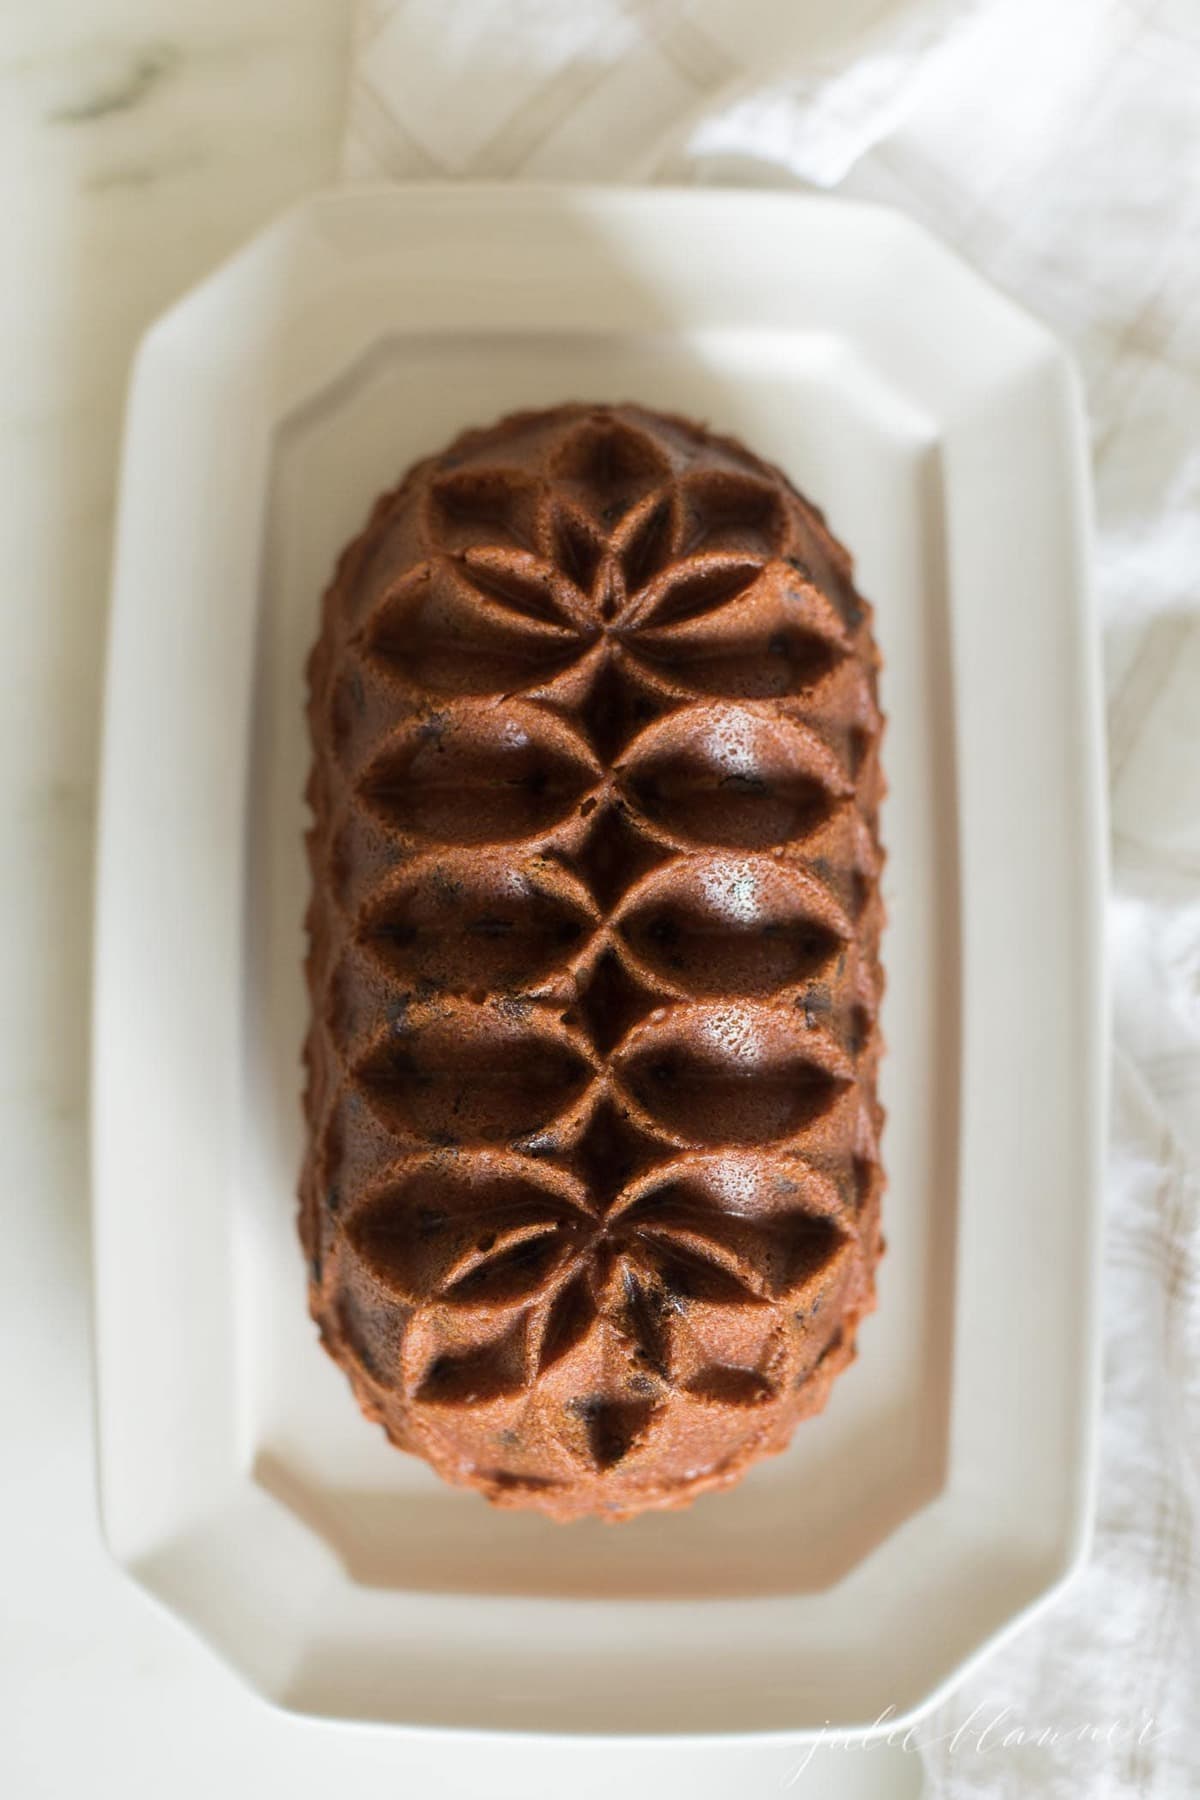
[93,184,1105,1738]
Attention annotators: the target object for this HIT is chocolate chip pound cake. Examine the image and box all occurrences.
[300,403,884,1521]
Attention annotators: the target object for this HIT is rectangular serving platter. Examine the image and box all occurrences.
[93,184,1105,1737]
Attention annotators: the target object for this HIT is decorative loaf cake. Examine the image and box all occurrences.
[300,403,884,1520]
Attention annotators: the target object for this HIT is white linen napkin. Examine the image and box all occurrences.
[342,3,1200,1792]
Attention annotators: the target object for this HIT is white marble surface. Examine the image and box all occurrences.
[0,2,923,1794]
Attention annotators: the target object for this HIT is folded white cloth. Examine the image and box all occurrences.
[343,3,1200,1792]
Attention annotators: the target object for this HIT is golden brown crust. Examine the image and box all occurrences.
[301,403,885,1521]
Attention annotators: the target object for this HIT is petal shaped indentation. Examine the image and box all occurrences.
[618,490,680,592]
[546,504,605,596]
[459,546,589,628]
[427,469,540,553]
[358,707,597,845]
[551,417,671,526]
[567,1394,659,1469]
[618,1160,849,1300]
[537,1272,600,1374]
[355,1007,594,1146]
[569,1094,670,1214]
[574,947,660,1057]
[570,800,676,910]
[415,1316,529,1406]
[679,471,786,558]
[346,1162,581,1304]
[620,707,847,850]
[616,1006,850,1146]
[358,855,593,993]
[617,856,847,997]
[632,617,843,700]
[366,564,580,695]
[635,557,763,630]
